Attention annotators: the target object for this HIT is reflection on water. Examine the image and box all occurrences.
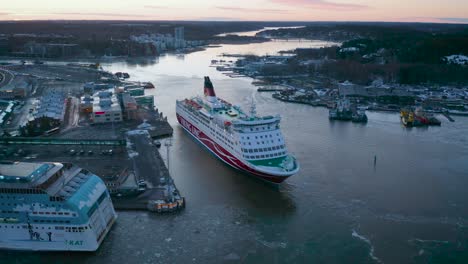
[216,26,305,37]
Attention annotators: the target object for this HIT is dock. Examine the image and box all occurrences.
[257,86,285,92]
[112,131,184,213]
[0,131,184,214]
[442,112,455,122]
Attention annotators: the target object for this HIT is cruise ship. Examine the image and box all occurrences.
[176,77,299,183]
[0,161,117,251]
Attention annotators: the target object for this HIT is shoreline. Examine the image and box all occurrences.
[0,45,211,64]
[270,91,468,116]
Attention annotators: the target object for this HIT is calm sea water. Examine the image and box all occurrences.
[2,32,468,264]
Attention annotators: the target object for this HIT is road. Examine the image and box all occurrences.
[0,68,14,89]
[61,97,80,132]
[127,132,166,189]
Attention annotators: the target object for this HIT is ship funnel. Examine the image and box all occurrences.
[204,76,216,97]
[204,76,217,103]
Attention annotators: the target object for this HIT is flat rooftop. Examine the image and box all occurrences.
[0,162,61,185]
[0,162,48,178]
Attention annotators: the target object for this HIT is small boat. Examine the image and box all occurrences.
[351,110,368,123]
[144,82,155,89]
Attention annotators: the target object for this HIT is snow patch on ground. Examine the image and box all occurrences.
[127,129,150,136]
[256,239,287,249]
[444,54,468,65]
[340,47,359,53]
[128,151,139,158]
[409,238,449,244]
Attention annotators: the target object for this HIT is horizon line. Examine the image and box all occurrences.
[0,19,467,25]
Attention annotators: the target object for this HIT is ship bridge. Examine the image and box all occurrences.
[232,115,281,133]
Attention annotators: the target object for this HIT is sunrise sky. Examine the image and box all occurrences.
[1,0,467,23]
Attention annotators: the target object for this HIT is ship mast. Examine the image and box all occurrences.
[250,98,257,117]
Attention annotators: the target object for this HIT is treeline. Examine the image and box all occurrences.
[210,35,269,44]
[313,61,468,85]
[258,22,468,41]
[0,21,269,57]
[0,21,266,41]
[341,34,468,64]
[286,24,468,85]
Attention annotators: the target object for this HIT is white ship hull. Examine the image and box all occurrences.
[177,105,298,183]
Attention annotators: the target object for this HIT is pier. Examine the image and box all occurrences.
[442,112,455,122]
[0,131,184,214]
[112,131,184,213]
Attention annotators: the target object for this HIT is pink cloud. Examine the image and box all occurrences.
[271,0,369,11]
[216,6,290,14]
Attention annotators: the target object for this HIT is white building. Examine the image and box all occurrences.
[175,27,184,41]
[91,90,122,124]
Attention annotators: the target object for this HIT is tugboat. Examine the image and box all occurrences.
[143,82,155,89]
[329,99,353,121]
[400,107,441,127]
[352,109,368,123]
[330,99,368,123]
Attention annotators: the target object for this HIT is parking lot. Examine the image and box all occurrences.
[1,144,130,179]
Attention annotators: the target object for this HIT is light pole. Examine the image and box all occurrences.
[164,138,173,176]
[164,138,174,201]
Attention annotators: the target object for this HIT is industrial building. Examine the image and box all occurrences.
[31,91,66,122]
[91,90,122,124]
[0,75,33,99]
[20,91,66,136]
[122,93,138,120]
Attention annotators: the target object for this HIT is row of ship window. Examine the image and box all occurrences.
[0,225,88,231]
[241,139,281,146]
[0,188,45,194]
[95,113,121,118]
[241,133,279,140]
[0,225,56,229]
[241,145,285,153]
[242,126,278,132]
[0,210,74,216]
[33,219,71,224]
[215,132,234,145]
[32,211,75,216]
[243,151,286,160]
[191,111,209,124]
[50,196,65,202]
[1,210,19,214]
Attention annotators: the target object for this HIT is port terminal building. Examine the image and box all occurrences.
[91,91,122,124]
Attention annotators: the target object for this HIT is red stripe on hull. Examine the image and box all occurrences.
[176,113,289,183]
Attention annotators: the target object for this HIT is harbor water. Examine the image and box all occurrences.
[2,32,468,263]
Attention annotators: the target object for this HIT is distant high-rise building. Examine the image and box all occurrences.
[175,27,184,41]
